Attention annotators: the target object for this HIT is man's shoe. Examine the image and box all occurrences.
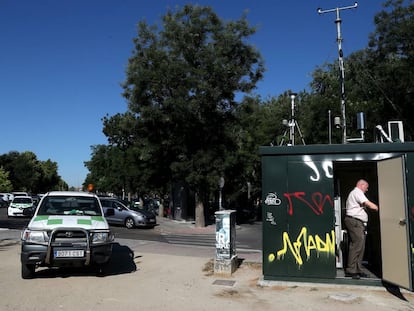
[345,272,360,279]
[359,272,369,278]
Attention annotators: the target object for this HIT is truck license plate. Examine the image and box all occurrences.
[54,250,84,258]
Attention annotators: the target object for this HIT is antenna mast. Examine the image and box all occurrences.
[318,2,358,144]
[280,92,305,146]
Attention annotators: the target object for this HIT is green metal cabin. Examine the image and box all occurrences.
[260,142,414,290]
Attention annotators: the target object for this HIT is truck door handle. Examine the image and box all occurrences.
[399,219,407,226]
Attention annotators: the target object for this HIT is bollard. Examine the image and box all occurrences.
[214,210,238,275]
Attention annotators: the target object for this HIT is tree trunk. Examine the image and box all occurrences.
[158,202,164,218]
[195,193,205,228]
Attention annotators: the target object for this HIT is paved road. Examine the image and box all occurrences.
[0,207,262,251]
[1,230,412,311]
[2,209,413,310]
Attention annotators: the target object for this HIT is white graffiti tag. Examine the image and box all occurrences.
[264,193,282,206]
[266,212,276,225]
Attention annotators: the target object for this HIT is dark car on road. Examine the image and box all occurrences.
[99,197,156,229]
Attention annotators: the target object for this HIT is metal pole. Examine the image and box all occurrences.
[328,109,332,144]
[318,2,357,144]
[219,189,222,210]
[218,177,225,210]
[289,93,297,145]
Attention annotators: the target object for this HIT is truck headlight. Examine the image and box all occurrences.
[21,229,49,243]
[91,231,114,244]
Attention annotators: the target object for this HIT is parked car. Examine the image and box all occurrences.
[0,192,11,201]
[0,198,8,208]
[100,197,156,229]
[20,191,114,279]
[0,193,11,208]
[12,191,29,197]
[8,196,35,217]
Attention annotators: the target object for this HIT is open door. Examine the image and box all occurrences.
[377,156,412,290]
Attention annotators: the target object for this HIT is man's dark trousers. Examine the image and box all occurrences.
[344,216,366,274]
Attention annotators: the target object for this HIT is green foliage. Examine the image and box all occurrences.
[0,151,64,193]
[87,1,414,218]
[97,4,264,205]
[0,167,13,192]
[365,0,414,138]
[302,0,414,143]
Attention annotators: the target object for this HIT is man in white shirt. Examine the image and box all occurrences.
[344,179,379,279]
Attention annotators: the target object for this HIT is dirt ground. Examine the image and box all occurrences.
[1,238,414,311]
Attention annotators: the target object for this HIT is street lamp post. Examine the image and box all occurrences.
[219,177,225,211]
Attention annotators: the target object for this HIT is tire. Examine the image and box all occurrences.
[96,262,110,277]
[125,217,135,229]
[21,264,35,279]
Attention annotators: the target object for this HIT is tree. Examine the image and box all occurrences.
[364,0,414,139]
[86,1,414,223]
[84,145,119,194]
[223,95,280,219]
[0,151,39,192]
[0,167,12,192]
[101,111,170,197]
[304,63,344,144]
[0,151,63,193]
[298,0,414,143]
[103,4,264,225]
[36,160,61,192]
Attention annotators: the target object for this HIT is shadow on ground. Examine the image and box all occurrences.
[31,242,137,279]
[382,281,409,301]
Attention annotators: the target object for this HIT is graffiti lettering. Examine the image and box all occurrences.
[304,159,320,181]
[216,232,229,249]
[266,212,276,225]
[284,192,333,216]
[302,156,333,182]
[265,192,282,206]
[268,227,335,266]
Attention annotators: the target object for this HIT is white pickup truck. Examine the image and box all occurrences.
[20,191,114,279]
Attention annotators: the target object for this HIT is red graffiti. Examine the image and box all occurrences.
[410,206,414,221]
[284,192,333,216]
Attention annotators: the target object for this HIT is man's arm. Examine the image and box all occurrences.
[364,200,378,211]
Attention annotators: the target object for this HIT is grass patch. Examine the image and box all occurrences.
[203,259,214,276]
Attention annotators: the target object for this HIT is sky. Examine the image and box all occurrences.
[0,0,386,188]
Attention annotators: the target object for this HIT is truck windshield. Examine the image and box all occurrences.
[37,196,102,216]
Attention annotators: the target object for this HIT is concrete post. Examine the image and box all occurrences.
[214,210,238,275]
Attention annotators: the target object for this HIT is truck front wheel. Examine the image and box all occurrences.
[21,263,35,279]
